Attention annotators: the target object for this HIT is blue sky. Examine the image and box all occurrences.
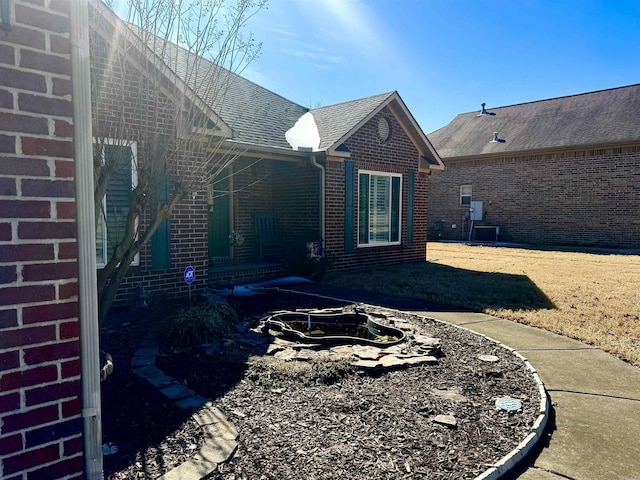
[241,0,639,133]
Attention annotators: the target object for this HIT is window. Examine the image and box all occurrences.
[95,140,138,268]
[460,185,472,206]
[358,171,401,246]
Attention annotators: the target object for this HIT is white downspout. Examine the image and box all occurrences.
[310,155,325,246]
[70,0,104,478]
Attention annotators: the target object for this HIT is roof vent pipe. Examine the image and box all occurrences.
[480,103,487,115]
[491,132,499,142]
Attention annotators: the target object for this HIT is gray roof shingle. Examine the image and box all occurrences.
[117,14,431,156]
[428,84,640,158]
[144,33,396,151]
[147,37,309,150]
[310,92,396,150]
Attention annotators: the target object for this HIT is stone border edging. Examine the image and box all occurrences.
[457,333,549,480]
[157,403,239,480]
[279,288,550,480]
[127,291,550,480]
[130,336,238,480]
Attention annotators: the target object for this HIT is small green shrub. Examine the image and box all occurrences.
[155,303,238,352]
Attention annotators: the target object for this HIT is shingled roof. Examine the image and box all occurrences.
[140,32,308,150]
[101,3,441,165]
[143,34,441,162]
[310,92,443,168]
[138,31,409,153]
[428,84,640,159]
[309,92,396,151]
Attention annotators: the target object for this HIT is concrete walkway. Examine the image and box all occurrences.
[288,284,640,480]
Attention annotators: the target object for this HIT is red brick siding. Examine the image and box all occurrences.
[429,145,640,248]
[119,192,210,302]
[205,157,321,285]
[325,108,429,271]
[0,1,83,478]
[89,10,212,305]
[273,160,321,243]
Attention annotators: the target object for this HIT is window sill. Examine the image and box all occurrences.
[357,242,401,248]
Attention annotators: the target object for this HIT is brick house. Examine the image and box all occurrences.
[88,1,444,303]
[427,84,640,248]
[1,1,442,477]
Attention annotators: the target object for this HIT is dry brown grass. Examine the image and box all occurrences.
[324,242,640,366]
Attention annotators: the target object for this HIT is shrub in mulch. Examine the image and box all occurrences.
[154,302,239,352]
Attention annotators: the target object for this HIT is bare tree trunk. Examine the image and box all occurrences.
[91,0,265,324]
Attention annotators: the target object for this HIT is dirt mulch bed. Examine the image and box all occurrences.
[100,291,540,479]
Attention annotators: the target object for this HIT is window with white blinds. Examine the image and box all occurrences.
[358,170,401,247]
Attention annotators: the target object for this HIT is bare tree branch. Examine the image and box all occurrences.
[91,0,267,323]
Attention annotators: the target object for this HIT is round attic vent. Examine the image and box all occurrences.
[377,117,390,142]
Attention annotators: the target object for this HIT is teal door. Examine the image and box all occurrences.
[208,173,231,258]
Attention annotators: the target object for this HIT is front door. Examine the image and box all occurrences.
[208,172,231,259]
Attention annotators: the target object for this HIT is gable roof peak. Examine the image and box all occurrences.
[304,90,443,169]
[308,92,399,152]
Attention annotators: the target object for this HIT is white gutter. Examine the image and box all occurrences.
[70,0,104,478]
[310,155,325,246]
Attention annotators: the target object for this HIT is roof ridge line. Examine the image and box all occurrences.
[311,91,396,111]
[468,83,640,114]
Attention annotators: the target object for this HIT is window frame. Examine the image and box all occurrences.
[357,169,402,248]
[95,139,139,269]
[460,184,472,206]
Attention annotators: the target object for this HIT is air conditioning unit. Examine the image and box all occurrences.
[474,226,499,242]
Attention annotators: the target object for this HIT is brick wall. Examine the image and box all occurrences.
[89,8,212,305]
[429,145,640,248]
[206,157,321,285]
[0,1,84,479]
[272,159,321,245]
[325,108,429,271]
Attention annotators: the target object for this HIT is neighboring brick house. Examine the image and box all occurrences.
[427,85,640,248]
[1,1,85,479]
